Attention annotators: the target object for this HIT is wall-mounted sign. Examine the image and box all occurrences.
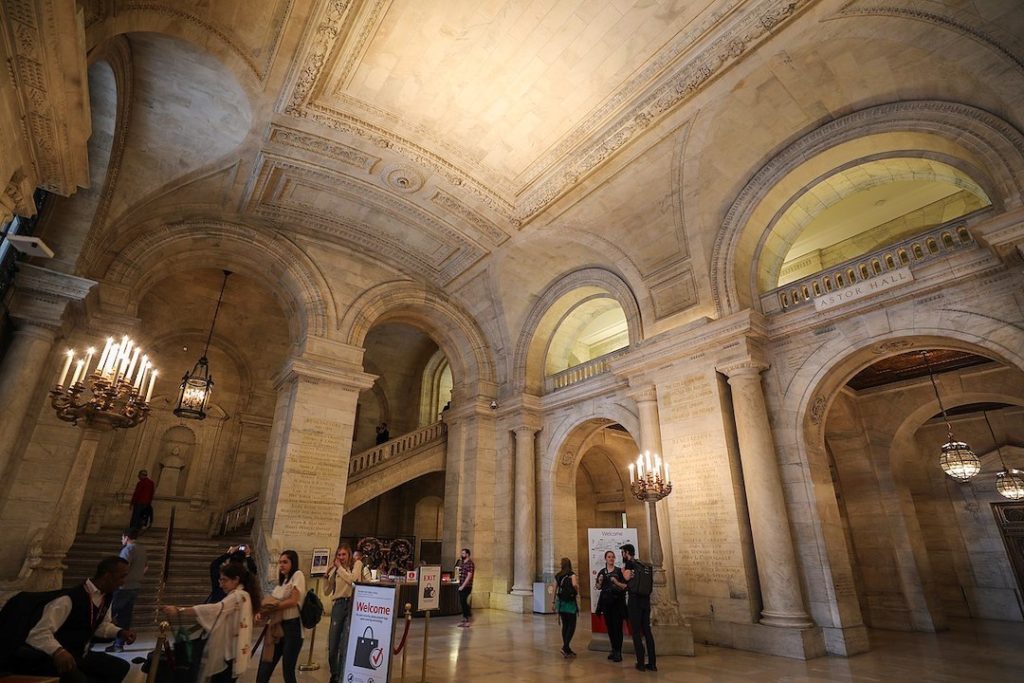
[813,267,914,312]
[310,548,330,577]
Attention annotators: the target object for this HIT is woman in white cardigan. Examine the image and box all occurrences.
[162,562,262,683]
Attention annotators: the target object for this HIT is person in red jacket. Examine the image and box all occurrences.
[129,470,154,529]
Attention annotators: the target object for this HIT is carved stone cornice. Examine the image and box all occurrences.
[280,0,813,225]
[610,309,769,380]
[2,0,90,196]
[8,264,96,327]
[627,384,659,405]
[716,358,770,379]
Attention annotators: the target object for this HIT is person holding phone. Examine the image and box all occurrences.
[207,545,258,603]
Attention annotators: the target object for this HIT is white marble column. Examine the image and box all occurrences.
[630,385,680,610]
[511,424,538,595]
[723,362,813,628]
[0,324,56,481]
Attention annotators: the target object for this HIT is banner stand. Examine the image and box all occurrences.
[343,582,399,682]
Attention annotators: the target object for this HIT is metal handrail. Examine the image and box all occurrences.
[218,494,258,536]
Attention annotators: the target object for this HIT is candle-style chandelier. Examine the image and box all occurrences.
[174,270,230,420]
[922,350,981,482]
[628,450,672,502]
[50,336,158,430]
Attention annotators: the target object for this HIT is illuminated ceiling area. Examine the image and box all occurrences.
[545,296,628,375]
[776,158,990,287]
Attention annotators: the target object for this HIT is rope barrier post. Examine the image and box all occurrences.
[400,602,412,683]
[420,610,430,683]
[298,577,321,672]
[146,621,170,683]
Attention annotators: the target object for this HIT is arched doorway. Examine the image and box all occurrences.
[812,343,1024,631]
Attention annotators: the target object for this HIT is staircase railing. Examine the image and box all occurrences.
[218,494,258,536]
[349,421,447,476]
[153,507,175,625]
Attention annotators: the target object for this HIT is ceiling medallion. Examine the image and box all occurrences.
[381,164,424,193]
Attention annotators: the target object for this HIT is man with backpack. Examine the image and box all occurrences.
[0,556,136,683]
[620,543,656,672]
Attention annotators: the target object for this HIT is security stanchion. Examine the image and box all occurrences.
[394,602,412,683]
[419,610,430,683]
[298,577,321,672]
[146,621,170,683]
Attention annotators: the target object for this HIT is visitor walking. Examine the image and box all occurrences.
[105,528,147,652]
[553,557,579,658]
[621,543,656,672]
[455,548,474,627]
[129,470,154,529]
[255,550,305,683]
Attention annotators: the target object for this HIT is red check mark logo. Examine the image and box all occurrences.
[370,648,384,669]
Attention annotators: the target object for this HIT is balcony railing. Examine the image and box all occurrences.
[218,493,258,536]
[544,347,629,393]
[764,221,976,312]
[349,420,448,476]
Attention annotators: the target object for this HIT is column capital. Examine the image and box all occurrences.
[9,264,96,328]
[11,322,58,344]
[512,423,541,437]
[717,358,770,379]
[275,336,377,391]
[627,383,658,404]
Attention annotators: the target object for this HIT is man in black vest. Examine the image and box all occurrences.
[620,543,657,672]
[6,556,136,683]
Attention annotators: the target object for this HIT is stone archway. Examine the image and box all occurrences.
[787,331,1024,636]
[710,100,1024,316]
[513,267,644,395]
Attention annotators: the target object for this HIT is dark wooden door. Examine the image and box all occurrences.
[992,502,1024,598]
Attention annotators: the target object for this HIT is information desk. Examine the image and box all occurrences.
[364,579,461,616]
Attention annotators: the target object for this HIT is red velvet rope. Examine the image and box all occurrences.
[392,616,412,655]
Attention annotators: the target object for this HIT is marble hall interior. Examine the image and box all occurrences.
[1,1,1023,681]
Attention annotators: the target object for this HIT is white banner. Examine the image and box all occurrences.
[587,528,638,617]
[418,565,441,611]
[343,584,397,683]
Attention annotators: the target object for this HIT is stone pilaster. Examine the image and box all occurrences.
[511,423,540,596]
[255,338,375,574]
[720,360,814,629]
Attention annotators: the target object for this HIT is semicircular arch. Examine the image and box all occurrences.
[340,281,497,394]
[711,100,1024,315]
[99,219,335,343]
[514,267,644,395]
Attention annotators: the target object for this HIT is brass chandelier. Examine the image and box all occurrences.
[50,336,158,430]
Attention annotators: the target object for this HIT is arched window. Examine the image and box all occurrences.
[545,295,628,377]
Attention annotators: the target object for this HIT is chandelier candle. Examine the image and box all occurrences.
[50,336,158,430]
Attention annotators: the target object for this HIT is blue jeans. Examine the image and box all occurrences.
[111,588,139,646]
[256,618,302,683]
[327,598,351,677]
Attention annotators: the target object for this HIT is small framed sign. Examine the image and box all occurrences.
[418,565,441,611]
[311,548,331,577]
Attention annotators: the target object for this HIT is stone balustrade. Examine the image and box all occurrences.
[764,220,977,312]
[348,420,448,476]
[544,348,629,393]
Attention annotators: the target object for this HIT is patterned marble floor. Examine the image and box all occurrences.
[114,611,1023,683]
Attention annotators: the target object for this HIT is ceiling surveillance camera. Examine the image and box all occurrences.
[489,400,497,410]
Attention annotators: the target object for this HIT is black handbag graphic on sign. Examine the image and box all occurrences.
[354,626,380,669]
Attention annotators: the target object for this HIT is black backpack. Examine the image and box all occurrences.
[557,573,577,602]
[299,589,324,629]
[628,561,654,597]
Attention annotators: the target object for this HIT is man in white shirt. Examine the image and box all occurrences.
[7,556,137,683]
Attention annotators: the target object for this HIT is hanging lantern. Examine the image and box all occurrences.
[922,350,979,482]
[174,270,230,420]
[996,469,1024,501]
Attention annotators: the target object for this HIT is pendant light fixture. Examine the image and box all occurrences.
[984,410,1024,501]
[174,270,231,420]
[922,350,980,482]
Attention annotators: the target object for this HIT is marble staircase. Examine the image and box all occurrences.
[63,526,250,630]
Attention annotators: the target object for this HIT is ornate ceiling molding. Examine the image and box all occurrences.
[244,153,487,285]
[280,0,812,227]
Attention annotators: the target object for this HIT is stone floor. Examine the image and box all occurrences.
[110,611,1024,683]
